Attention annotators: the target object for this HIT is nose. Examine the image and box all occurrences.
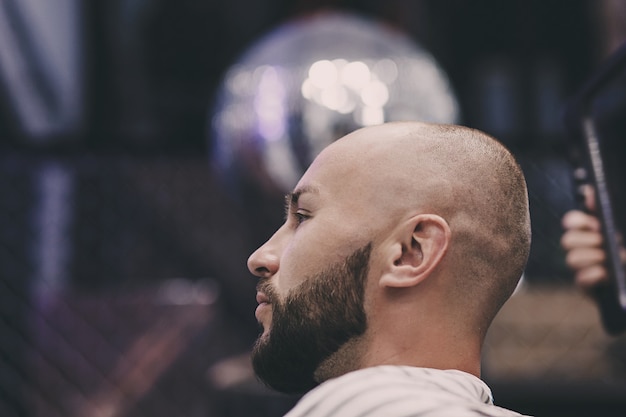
[247,232,282,278]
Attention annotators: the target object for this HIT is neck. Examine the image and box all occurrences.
[362,324,482,377]
[361,288,483,378]
[312,287,484,383]
[312,319,482,386]
[313,335,367,383]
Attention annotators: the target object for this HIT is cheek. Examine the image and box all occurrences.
[274,243,309,297]
[276,216,371,293]
[276,237,345,295]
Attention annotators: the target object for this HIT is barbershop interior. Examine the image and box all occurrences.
[1,0,626,416]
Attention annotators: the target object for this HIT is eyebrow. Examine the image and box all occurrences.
[284,185,319,217]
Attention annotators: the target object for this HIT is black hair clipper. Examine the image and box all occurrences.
[563,42,626,335]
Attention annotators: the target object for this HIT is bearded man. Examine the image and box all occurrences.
[248,122,532,417]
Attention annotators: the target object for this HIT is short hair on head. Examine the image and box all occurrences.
[411,123,531,336]
[322,121,530,335]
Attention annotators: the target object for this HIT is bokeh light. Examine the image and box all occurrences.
[211,11,459,193]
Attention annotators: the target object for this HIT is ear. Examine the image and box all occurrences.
[380,214,451,288]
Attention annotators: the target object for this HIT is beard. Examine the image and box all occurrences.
[251,243,371,394]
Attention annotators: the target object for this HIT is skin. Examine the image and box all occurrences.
[561,185,626,292]
[561,185,609,291]
[251,243,370,393]
[248,121,531,391]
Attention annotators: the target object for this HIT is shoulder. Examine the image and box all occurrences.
[284,366,529,417]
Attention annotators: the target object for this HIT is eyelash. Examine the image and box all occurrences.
[293,210,309,226]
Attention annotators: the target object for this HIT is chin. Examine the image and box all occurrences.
[259,326,272,340]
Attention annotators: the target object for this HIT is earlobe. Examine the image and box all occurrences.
[380,214,451,288]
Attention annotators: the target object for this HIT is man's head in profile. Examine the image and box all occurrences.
[247,121,531,395]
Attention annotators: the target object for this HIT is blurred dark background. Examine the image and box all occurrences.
[1,1,626,416]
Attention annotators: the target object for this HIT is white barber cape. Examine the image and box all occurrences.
[285,365,530,417]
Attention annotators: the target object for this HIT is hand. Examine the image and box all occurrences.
[560,185,609,291]
[562,185,626,334]
[561,209,608,291]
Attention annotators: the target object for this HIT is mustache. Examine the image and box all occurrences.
[257,279,279,304]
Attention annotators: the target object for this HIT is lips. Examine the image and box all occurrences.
[255,292,271,322]
[256,292,270,304]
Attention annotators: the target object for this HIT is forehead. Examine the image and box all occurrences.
[297,140,367,195]
[295,138,402,223]
[295,123,434,205]
[303,131,417,187]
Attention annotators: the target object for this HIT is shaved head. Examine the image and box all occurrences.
[249,121,531,390]
[318,122,531,334]
[249,121,532,414]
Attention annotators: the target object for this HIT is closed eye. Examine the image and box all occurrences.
[293,210,310,226]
